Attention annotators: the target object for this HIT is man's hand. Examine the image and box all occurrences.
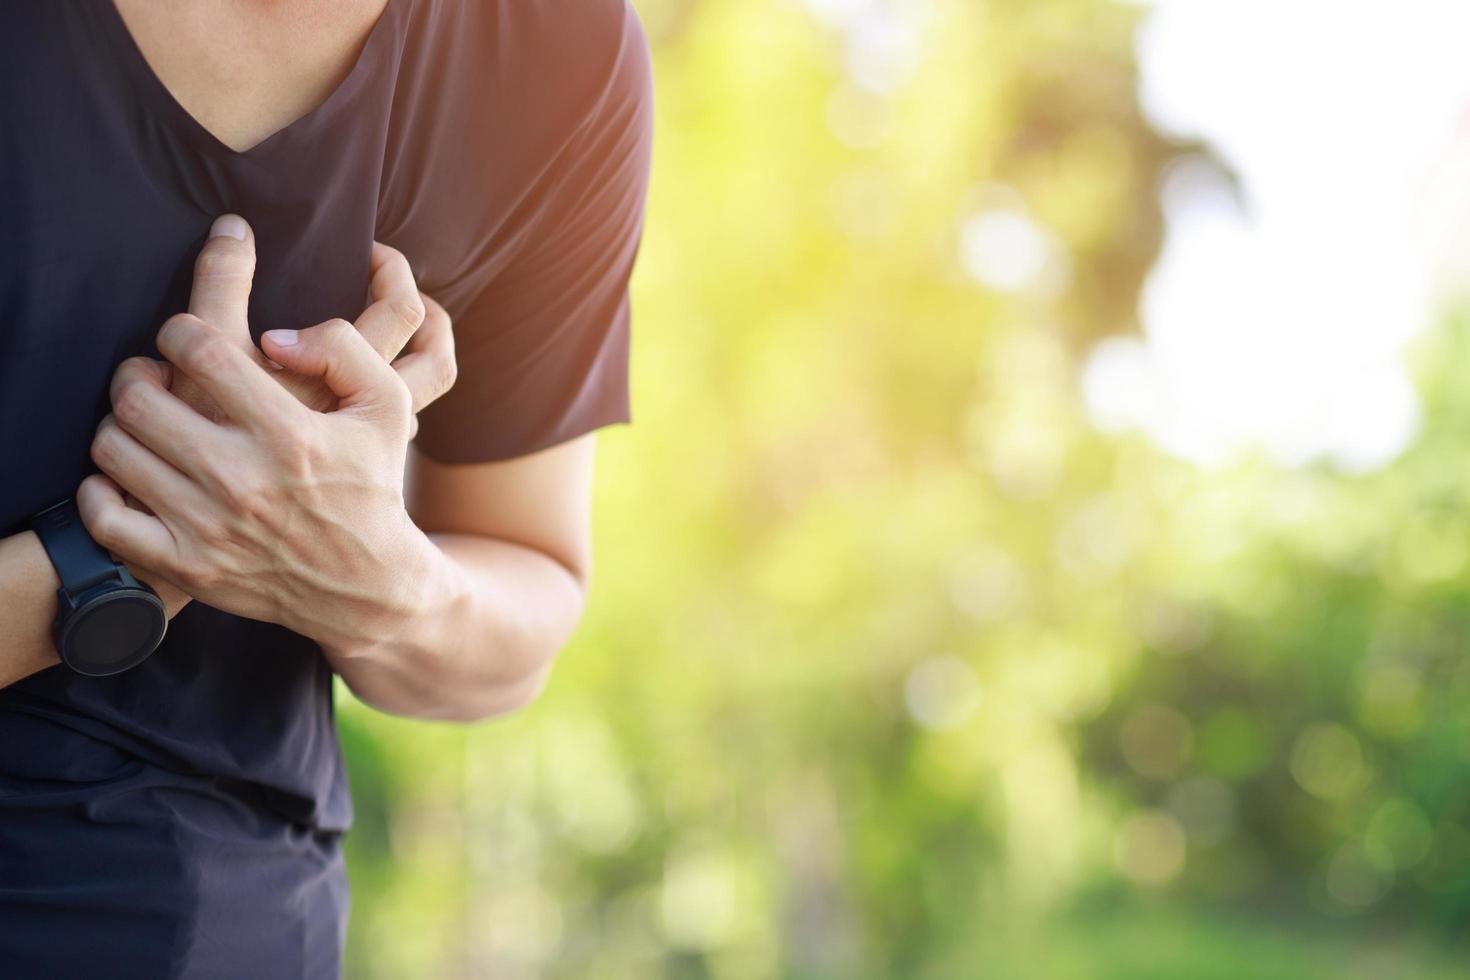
[82,214,458,627]
[166,214,455,421]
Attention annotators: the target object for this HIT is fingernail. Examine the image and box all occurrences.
[210,214,248,241]
[264,329,298,347]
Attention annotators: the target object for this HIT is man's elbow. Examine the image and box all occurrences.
[448,661,556,723]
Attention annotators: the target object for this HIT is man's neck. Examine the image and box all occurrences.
[110,0,391,153]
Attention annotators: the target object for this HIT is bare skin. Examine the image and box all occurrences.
[0,0,598,720]
[111,0,393,154]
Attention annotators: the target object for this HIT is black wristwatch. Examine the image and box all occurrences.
[29,498,167,676]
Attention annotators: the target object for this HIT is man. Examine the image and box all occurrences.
[0,0,653,975]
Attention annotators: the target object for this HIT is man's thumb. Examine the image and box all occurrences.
[187,214,257,339]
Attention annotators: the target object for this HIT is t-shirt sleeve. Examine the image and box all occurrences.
[410,3,654,465]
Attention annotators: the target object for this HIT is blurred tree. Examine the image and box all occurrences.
[337,1,1470,977]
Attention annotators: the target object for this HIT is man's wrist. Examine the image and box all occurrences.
[317,516,467,665]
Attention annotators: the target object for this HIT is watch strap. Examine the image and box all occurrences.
[30,498,123,598]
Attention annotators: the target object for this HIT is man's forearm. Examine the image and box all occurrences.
[0,530,65,688]
[320,530,586,722]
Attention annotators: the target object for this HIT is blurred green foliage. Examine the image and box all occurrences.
[338,0,1470,976]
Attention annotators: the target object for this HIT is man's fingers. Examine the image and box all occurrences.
[393,292,458,414]
[109,355,233,484]
[90,415,204,521]
[355,242,426,362]
[188,214,256,339]
[261,319,407,413]
[108,355,174,398]
[77,473,177,575]
[156,313,295,434]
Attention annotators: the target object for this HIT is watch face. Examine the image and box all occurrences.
[61,589,167,676]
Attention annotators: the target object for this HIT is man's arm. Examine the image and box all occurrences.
[0,532,73,686]
[82,331,596,723]
[321,436,597,722]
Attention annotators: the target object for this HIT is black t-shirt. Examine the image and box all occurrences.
[0,0,653,834]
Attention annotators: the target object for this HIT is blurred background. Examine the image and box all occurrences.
[339,0,1470,976]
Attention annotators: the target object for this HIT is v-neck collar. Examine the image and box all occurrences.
[96,0,402,162]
